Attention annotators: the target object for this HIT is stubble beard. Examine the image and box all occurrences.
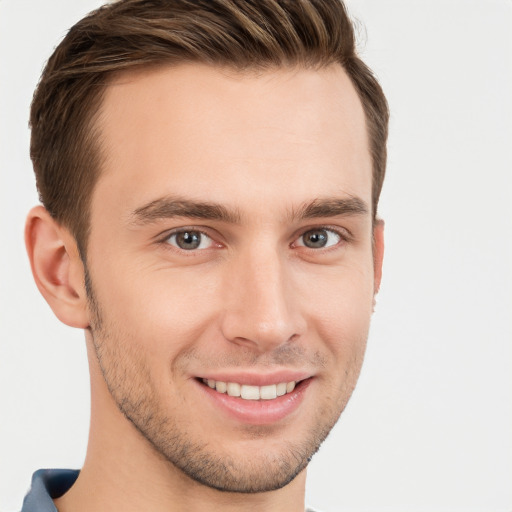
[84,266,365,493]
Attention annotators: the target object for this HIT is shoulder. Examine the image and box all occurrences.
[21,469,79,512]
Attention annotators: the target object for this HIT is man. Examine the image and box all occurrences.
[22,0,388,510]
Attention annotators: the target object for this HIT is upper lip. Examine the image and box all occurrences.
[195,371,312,387]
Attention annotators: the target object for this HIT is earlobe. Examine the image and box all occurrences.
[373,218,385,295]
[25,206,90,329]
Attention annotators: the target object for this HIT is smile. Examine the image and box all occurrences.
[202,378,297,401]
[197,375,312,425]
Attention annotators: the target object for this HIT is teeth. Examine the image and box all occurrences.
[260,384,277,400]
[227,382,241,397]
[215,381,227,393]
[241,385,260,400]
[276,382,287,396]
[202,378,299,400]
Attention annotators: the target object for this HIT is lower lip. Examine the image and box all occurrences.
[196,379,312,425]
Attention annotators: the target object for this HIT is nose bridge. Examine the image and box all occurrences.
[221,241,303,350]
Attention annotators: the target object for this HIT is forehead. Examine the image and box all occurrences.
[94,63,371,221]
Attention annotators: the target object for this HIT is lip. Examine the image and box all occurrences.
[194,375,313,425]
[196,370,312,387]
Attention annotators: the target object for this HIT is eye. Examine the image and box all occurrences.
[295,228,341,249]
[166,230,214,251]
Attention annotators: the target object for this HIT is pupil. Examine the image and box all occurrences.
[304,230,327,248]
[177,231,201,250]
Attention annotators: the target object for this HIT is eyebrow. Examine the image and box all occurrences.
[129,194,369,226]
[129,196,241,225]
[293,196,369,220]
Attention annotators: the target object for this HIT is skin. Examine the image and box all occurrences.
[26,63,384,512]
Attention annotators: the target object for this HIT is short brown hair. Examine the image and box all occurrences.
[30,0,389,256]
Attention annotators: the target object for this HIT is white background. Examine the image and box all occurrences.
[1,1,511,511]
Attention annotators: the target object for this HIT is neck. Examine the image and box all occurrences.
[54,339,307,512]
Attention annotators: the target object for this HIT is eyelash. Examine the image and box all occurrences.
[157,225,351,254]
[292,226,350,250]
[160,228,219,252]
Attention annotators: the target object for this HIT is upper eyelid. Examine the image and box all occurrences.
[156,226,218,243]
[154,224,352,246]
[158,228,219,254]
[291,227,346,249]
[292,224,352,243]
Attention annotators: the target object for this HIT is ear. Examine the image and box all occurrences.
[373,218,385,294]
[25,205,90,328]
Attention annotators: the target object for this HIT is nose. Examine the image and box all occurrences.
[220,245,306,353]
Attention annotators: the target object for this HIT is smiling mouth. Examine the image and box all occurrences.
[200,378,301,401]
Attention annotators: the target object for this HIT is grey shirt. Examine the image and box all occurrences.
[21,469,320,511]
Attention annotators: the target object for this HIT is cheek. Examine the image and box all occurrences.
[93,261,222,356]
[301,263,374,353]
[307,271,373,405]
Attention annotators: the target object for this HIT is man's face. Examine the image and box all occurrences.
[85,63,382,492]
